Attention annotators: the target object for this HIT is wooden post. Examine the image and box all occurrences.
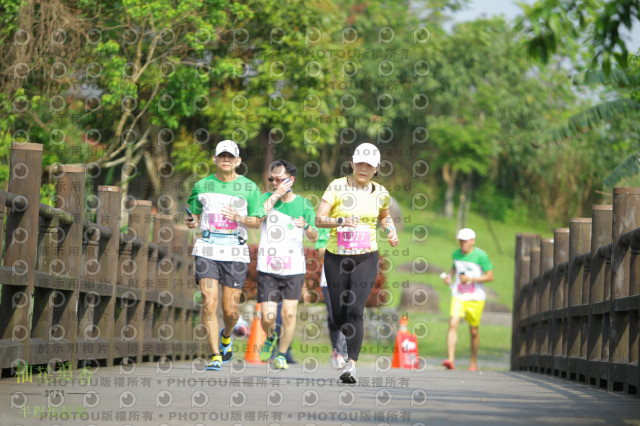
[143,218,159,362]
[95,186,122,367]
[552,228,569,377]
[587,205,612,387]
[511,233,540,371]
[568,218,591,308]
[528,245,541,371]
[53,166,86,368]
[80,196,103,365]
[0,191,4,260]
[153,215,174,359]
[173,226,190,360]
[1,143,43,367]
[609,188,640,393]
[567,218,591,382]
[539,239,555,312]
[127,200,152,363]
[31,197,59,366]
[530,246,541,317]
[539,238,554,374]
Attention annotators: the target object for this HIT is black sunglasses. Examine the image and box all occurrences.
[268,176,290,183]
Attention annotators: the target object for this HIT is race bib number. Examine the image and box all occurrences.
[209,213,237,233]
[267,255,292,274]
[337,225,370,250]
[457,282,476,294]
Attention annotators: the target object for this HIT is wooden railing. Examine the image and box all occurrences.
[511,188,640,395]
[0,142,208,373]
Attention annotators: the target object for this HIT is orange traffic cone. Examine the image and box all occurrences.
[245,303,267,363]
[392,314,419,369]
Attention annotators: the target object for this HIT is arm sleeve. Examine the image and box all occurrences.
[187,183,202,215]
[247,185,266,218]
[315,228,329,249]
[321,181,337,206]
[480,252,494,271]
[379,186,390,210]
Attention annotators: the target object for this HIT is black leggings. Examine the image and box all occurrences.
[321,286,347,357]
[323,250,379,361]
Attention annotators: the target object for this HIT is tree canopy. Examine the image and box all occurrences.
[1,0,638,228]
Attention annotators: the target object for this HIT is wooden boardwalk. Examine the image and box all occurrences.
[2,360,640,426]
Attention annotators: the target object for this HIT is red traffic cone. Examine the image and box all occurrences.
[392,315,419,369]
[245,303,267,363]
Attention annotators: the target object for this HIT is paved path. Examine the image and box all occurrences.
[2,360,639,426]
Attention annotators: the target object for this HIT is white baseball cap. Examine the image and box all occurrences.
[215,140,240,157]
[456,228,476,241]
[352,143,381,167]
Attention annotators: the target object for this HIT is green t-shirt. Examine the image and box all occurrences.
[260,193,317,227]
[315,228,330,250]
[188,175,265,263]
[451,247,493,301]
[257,193,318,275]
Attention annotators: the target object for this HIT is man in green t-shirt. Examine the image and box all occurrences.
[186,140,266,371]
[441,228,494,371]
[257,160,318,369]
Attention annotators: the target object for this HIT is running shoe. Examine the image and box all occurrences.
[468,365,477,371]
[336,354,346,370]
[274,355,289,370]
[442,359,455,370]
[259,333,278,362]
[330,349,339,369]
[339,359,357,384]
[331,349,346,370]
[206,355,222,371]
[220,329,233,363]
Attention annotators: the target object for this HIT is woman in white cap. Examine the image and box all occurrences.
[185,140,266,371]
[316,142,399,383]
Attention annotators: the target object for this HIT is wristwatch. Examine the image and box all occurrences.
[303,223,310,230]
[337,217,344,226]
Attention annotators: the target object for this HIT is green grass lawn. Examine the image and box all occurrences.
[378,207,550,313]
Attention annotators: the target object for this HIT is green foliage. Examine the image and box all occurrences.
[603,152,640,187]
[0,0,22,41]
[580,68,640,87]
[474,184,514,222]
[0,93,16,185]
[0,0,637,229]
[549,98,640,142]
[517,0,638,72]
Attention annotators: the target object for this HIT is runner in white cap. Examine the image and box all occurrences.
[440,228,494,371]
[316,142,399,383]
[186,140,266,371]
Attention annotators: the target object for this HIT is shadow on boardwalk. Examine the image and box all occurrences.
[2,360,639,425]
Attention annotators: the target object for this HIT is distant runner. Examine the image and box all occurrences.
[441,228,494,371]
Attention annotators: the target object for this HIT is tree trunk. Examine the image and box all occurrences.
[456,173,473,231]
[442,163,457,218]
[120,144,135,228]
[144,123,162,200]
[320,143,340,183]
[260,127,275,191]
